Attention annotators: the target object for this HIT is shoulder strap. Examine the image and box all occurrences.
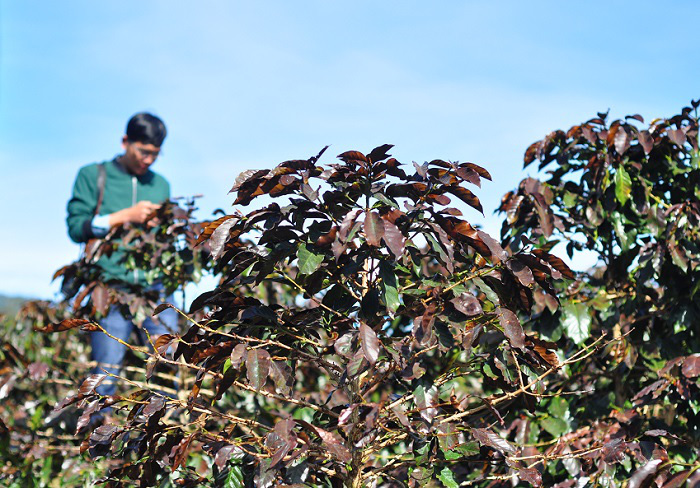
[94,162,106,216]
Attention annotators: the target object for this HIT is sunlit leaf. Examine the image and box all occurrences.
[297,244,324,276]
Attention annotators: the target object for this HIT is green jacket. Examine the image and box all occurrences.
[66,158,170,286]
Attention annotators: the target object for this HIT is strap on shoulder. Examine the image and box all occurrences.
[94,162,106,216]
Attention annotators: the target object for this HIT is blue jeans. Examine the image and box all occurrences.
[91,299,178,397]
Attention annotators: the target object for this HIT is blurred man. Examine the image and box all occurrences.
[66,112,177,398]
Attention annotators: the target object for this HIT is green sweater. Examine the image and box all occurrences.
[66,158,170,286]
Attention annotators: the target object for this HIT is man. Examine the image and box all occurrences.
[66,112,178,397]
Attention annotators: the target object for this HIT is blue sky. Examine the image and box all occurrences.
[1,0,699,299]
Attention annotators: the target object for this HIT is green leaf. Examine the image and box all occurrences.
[560,302,591,345]
[614,165,632,206]
[379,261,400,313]
[438,467,459,488]
[224,453,245,488]
[541,416,569,437]
[444,441,479,459]
[297,244,324,276]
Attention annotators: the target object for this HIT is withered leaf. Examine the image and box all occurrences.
[360,322,380,366]
[364,211,385,247]
[638,130,654,154]
[246,349,271,391]
[518,467,542,487]
[444,186,484,214]
[497,307,525,350]
[682,354,700,378]
[34,318,90,333]
[532,248,575,280]
[450,293,482,316]
[472,427,516,454]
[209,217,238,260]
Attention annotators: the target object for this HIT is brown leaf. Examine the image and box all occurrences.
[444,186,484,214]
[614,126,630,155]
[246,349,271,390]
[668,128,686,147]
[497,307,525,350]
[339,209,362,242]
[638,130,654,154]
[360,322,380,366]
[682,354,700,378]
[364,211,385,247]
[337,150,367,163]
[518,467,542,487]
[460,162,492,181]
[195,215,236,246]
[382,220,405,259]
[602,438,626,463]
[472,427,516,454]
[476,230,507,263]
[34,318,90,333]
[628,458,663,488]
[532,249,575,280]
[450,293,482,316]
[210,217,238,260]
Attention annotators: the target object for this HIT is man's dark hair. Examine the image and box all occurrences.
[126,112,167,146]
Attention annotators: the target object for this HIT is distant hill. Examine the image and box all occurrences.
[0,294,33,318]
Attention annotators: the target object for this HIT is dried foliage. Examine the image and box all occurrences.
[2,102,700,487]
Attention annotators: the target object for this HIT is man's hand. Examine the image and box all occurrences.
[109,201,161,226]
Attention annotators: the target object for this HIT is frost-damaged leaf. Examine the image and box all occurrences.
[531,248,575,280]
[195,214,236,246]
[602,438,626,463]
[266,418,297,467]
[461,162,492,180]
[209,217,238,260]
[34,318,90,333]
[668,128,686,147]
[339,209,362,242]
[496,307,525,350]
[662,470,693,488]
[298,420,352,463]
[451,293,482,316]
[367,144,393,162]
[337,150,368,163]
[364,211,385,247]
[297,244,324,276]
[78,374,106,397]
[614,126,630,155]
[471,428,516,454]
[246,349,271,390]
[27,362,49,381]
[518,467,542,487]
[153,303,176,316]
[476,230,507,263]
[444,186,484,214]
[414,385,438,423]
[269,360,293,395]
[638,130,654,154]
[143,396,166,419]
[627,458,663,488]
[229,169,267,192]
[360,322,380,366]
[614,165,632,207]
[214,444,241,470]
[682,354,700,378]
[170,433,195,470]
[382,220,405,259]
[560,302,590,345]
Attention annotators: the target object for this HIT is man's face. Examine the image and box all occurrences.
[121,136,161,175]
